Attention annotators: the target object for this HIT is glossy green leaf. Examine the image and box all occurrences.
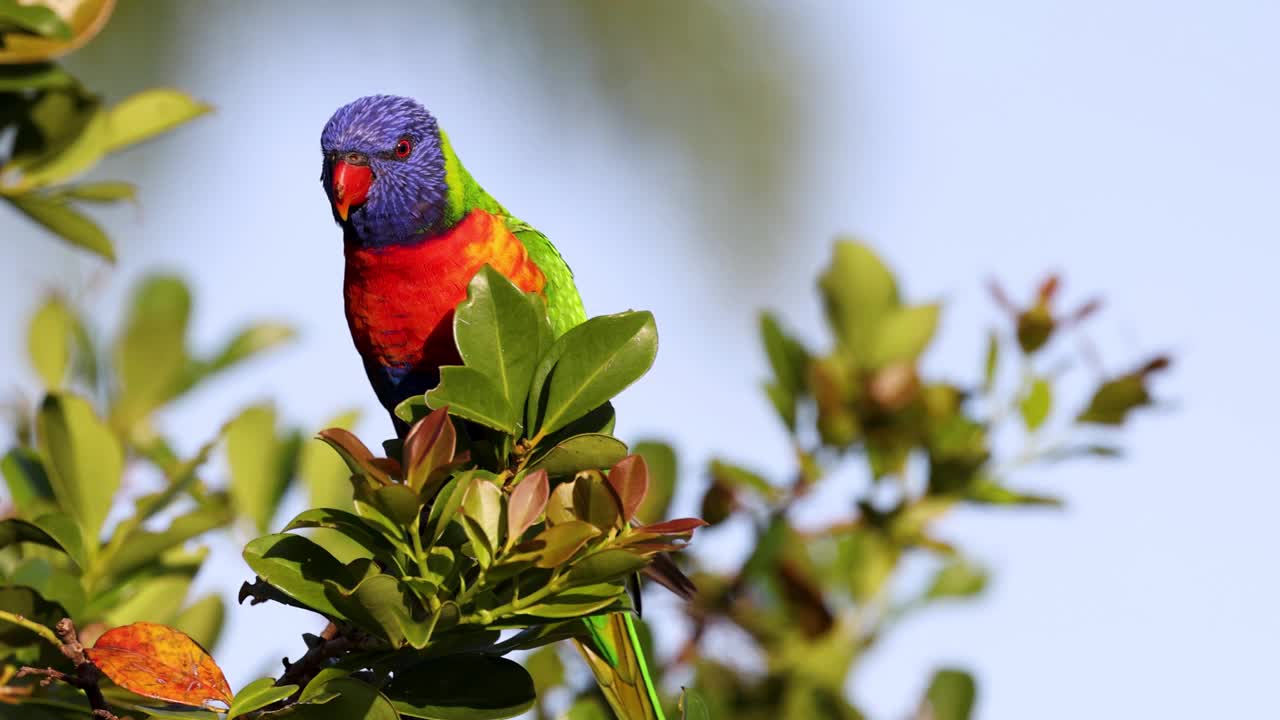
[324,572,426,649]
[529,433,628,477]
[228,678,299,720]
[1019,377,1052,431]
[521,582,625,619]
[36,392,122,549]
[565,549,647,585]
[172,594,225,651]
[923,668,976,720]
[529,311,658,437]
[868,303,940,368]
[283,508,397,560]
[227,405,300,533]
[532,521,600,568]
[7,192,113,261]
[453,266,549,426]
[290,674,399,720]
[384,654,536,719]
[427,475,468,545]
[298,411,361,511]
[631,441,676,525]
[819,240,899,361]
[103,89,211,153]
[27,296,74,388]
[760,311,808,395]
[242,534,349,619]
[460,477,502,567]
[427,366,519,435]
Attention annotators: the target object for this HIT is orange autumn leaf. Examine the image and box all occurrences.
[85,622,232,708]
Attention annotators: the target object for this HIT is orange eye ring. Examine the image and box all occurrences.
[394,138,412,158]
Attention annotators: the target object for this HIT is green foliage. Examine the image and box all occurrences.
[226,270,704,719]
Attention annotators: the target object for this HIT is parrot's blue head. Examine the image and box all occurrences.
[321,95,447,246]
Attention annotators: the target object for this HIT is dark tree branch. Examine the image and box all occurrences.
[18,619,117,720]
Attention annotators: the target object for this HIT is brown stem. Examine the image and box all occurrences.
[17,619,117,720]
[273,621,368,704]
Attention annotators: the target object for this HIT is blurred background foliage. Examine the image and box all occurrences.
[4,1,1239,718]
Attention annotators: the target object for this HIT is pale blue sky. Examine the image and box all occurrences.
[3,2,1275,717]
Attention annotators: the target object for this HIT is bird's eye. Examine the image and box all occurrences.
[394,138,412,158]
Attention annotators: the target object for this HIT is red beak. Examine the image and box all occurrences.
[331,160,372,221]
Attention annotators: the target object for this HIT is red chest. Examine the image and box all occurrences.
[344,209,546,370]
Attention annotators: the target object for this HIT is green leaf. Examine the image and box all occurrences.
[565,699,612,720]
[760,311,808,394]
[0,62,76,91]
[291,674,399,720]
[324,572,426,649]
[924,560,988,600]
[283,508,398,561]
[983,330,999,392]
[1077,375,1152,425]
[384,654,536,719]
[36,393,122,549]
[531,521,600,568]
[529,433,628,477]
[171,594,225,651]
[631,441,676,525]
[1,448,55,516]
[427,367,518,435]
[103,89,211,153]
[572,473,622,531]
[521,583,626,619]
[113,274,192,423]
[565,549,647,585]
[226,405,299,533]
[922,668,976,720]
[13,107,111,189]
[106,501,232,579]
[228,678,298,720]
[298,411,361,511]
[708,459,779,502]
[203,322,295,377]
[453,266,549,428]
[867,303,940,368]
[528,311,658,437]
[242,534,350,619]
[0,1,71,39]
[680,687,712,720]
[965,478,1061,507]
[27,296,74,388]
[101,548,204,627]
[370,483,423,527]
[0,512,86,569]
[128,704,221,720]
[53,181,137,203]
[1019,377,1052,431]
[819,240,899,361]
[6,193,113,261]
[460,477,502,567]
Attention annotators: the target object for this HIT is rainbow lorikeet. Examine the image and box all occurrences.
[321,95,669,720]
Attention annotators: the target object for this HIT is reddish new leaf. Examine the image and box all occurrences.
[507,469,549,544]
[86,622,232,708]
[607,455,649,520]
[403,406,456,492]
[632,518,708,535]
[317,428,392,484]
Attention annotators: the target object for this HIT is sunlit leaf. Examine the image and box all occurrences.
[53,180,136,203]
[0,3,70,40]
[530,433,628,477]
[36,392,122,549]
[103,89,211,153]
[228,678,298,720]
[87,622,232,708]
[242,534,349,619]
[531,521,600,568]
[298,411,361,511]
[528,311,658,437]
[819,240,899,361]
[427,366,519,435]
[921,668,976,720]
[403,406,456,493]
[6,192,114,261]
[171,594,225,652]
[27,295,74,388]
[607,454,649,520]
[226,405,299,533]
[1019,377,1052,431]
[507,469,548,546]
[680,687,712,720]
[113,274,191,422]
[867,303,940,368]
[924,560,988,601]
[289,673,399,720]
[631,441,676,525]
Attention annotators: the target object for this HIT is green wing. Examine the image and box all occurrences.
[577,613,666,720]
[505,216,587,337]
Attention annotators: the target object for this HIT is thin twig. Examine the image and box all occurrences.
[0,609,63,648]
[16,619,117,720]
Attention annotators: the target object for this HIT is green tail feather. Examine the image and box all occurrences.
[577,613,666,720]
